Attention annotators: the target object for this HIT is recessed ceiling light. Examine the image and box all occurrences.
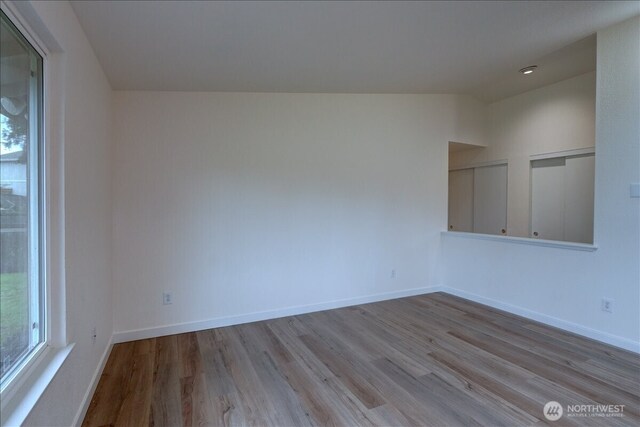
[519,65,538,75]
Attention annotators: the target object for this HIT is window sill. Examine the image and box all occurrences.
[442,231,598,252]
[0,343,74,427]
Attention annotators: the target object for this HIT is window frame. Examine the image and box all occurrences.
[0,4,70,421]
[0,6,47,396]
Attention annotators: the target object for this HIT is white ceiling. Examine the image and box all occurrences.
[69,1,639,100]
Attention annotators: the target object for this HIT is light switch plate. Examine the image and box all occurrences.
[631,183,640,198]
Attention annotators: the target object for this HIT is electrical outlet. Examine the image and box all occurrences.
[390,269,396,279]
[601,298,614,313]
[163,292,173,305]
[91,327,97,344]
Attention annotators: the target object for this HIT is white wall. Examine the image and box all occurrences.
[450,71,596,237]
[449,94,488,147]
[111,92,482,336]
[17,1,114,426]
[443,17,640,350]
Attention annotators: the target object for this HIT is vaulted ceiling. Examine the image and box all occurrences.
[70,1,639,101]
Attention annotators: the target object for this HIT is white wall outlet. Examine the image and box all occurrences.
[390,269,396,279]
[601,298,614,313]
[91,327,97,344]
[163,292,173,305]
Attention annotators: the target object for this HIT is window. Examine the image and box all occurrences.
[0,10,45,390]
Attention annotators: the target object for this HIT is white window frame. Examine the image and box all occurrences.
[0,2,71,425]
[0,7,45,391]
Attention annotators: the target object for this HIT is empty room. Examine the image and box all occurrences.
[0,1,639,426]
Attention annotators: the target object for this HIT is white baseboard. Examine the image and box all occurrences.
[72,334,114,427]
[112,283,639,353]
[64,284,638,427]
[440,286,640,354]
[113,285,445,343]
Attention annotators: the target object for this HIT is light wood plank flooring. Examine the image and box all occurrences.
[83,293,640,426]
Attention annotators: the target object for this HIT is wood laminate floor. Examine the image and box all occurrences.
[83,293,640,427]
